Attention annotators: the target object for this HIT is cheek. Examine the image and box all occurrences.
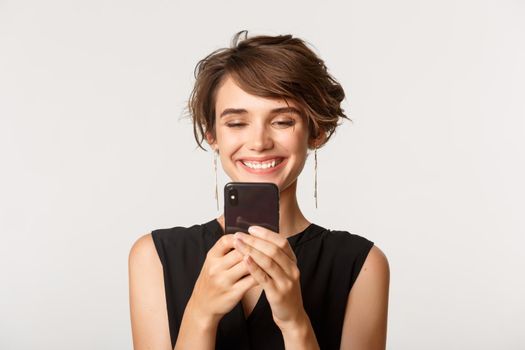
[222,135,242,148]
[216,127,237,146]
[217,132,243,159]
[278,130,309,152]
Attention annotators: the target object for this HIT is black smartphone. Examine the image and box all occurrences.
[224,182,280,234]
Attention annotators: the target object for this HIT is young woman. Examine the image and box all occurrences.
[129,31,390,350]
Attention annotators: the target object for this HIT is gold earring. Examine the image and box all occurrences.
[314,147,318,209]
[213,149,219,211]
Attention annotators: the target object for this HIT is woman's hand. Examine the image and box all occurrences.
[233,226,306,330]
[188,234,258,325]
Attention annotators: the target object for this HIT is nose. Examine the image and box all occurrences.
[248,122,273,152]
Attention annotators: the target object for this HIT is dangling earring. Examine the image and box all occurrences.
[213,149,219,211]
[314,147,318,209]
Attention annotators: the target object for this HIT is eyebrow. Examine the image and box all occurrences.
[219,106,302,118]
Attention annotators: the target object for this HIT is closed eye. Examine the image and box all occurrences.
[273,120,295,127]
[226,122,246,128]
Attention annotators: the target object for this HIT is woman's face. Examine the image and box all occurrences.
[208,76,311,192]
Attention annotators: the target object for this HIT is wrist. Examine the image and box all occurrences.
[278,311,320,350]
[175,298,220,349]
[185,298,221,331]
[275,309,307,331]
[277,315,309,337]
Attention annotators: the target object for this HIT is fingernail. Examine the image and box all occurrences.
[234,237,244,248]
[248,226,260,235]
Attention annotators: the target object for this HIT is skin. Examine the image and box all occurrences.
[129,75,390,349]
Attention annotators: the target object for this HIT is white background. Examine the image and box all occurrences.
[1,0,524,349]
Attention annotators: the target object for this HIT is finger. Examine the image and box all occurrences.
[234,233,296,278]
[232,273,258,295]
[235,239,288,288]
[226,259,251,283]
[248,226,297,263]
[219,248,244,270]
[208,234,235,257]
[243,255,276,291]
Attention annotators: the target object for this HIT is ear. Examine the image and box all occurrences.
[309,131,327,149]
[205,131,218,151]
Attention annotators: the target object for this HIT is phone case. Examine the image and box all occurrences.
[224,182,280,234]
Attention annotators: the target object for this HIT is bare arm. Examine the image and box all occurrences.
[129,234,172,350]
[340,245,390,350]
[129,233,255,350]
[129,234,218,350]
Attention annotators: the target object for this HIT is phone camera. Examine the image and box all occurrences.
[227,188,239,206]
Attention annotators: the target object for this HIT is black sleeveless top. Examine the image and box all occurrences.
[152,218,374,350]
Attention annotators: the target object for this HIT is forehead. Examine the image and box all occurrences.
[215,76,300,113]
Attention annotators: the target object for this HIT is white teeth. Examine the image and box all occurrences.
[242,159,280,169]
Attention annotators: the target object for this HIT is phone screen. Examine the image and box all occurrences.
[224,182,280,234]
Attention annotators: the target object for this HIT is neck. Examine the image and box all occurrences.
[216,179,311,239]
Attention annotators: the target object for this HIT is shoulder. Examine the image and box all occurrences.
[150,224,202,242]
[129,233,158,267]
[129,233,164,284]
[128,224,204,269]
[143,221,218,268]
[150,223,211,248]
[318,228,375,267]
[347,240,389,296]
[354,244,390,293]
[363,245,389,276]
[323,228,374,251]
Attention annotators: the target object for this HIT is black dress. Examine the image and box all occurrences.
[152,218,374,349]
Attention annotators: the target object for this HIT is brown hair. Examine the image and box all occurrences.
[188,30,349,151]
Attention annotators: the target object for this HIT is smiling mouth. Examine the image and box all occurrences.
[240,158,284,170]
